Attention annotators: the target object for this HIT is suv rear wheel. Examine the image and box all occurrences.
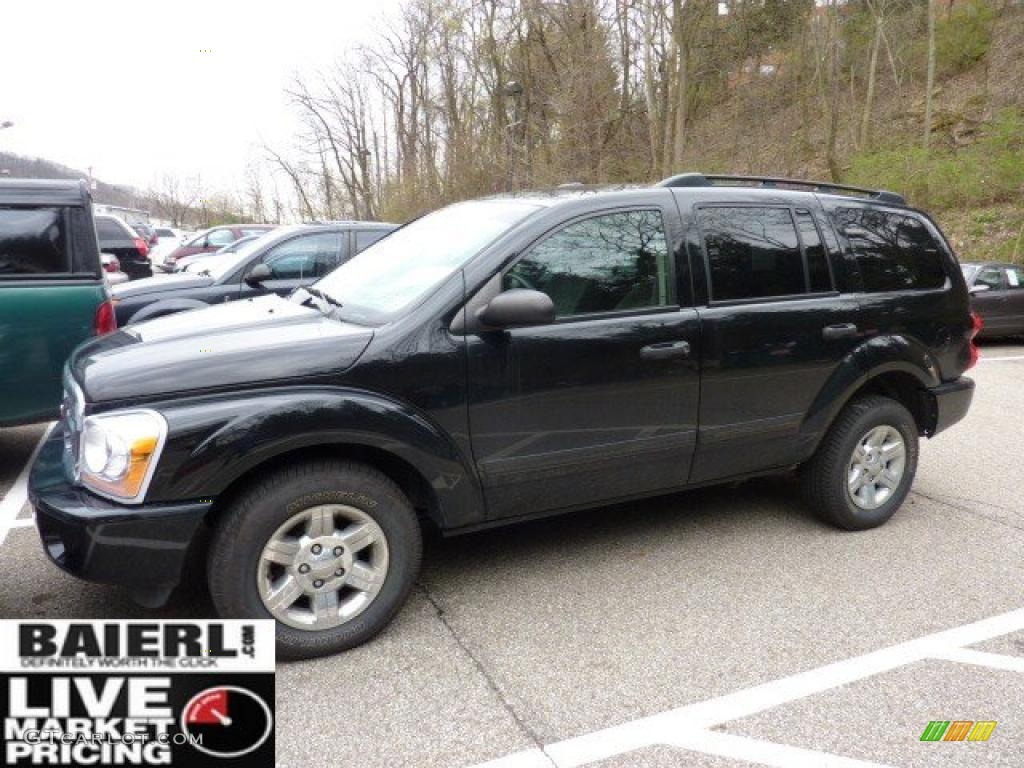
[801,396,919,530]
[207,460,422,660]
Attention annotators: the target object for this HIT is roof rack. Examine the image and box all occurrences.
[655,172,906,206]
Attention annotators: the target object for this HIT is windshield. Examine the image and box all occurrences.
[313,200,540,322]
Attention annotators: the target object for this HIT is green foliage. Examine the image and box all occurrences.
[846,108,1024,211]
[934,0,994,76]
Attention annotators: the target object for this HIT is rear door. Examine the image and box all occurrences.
[0,205,105,425]
[687,200,862,482]
[465,199,701,519]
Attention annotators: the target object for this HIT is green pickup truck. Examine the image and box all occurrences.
[0,179,115,427]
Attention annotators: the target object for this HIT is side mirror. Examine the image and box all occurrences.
[244,263,272,289]
[969,284,991,295]
[476,289,555,329]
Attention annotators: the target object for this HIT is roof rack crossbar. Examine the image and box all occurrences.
[655,172,906,205]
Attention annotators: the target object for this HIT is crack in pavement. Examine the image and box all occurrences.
[416,582,556,767]
[910,488,1024,535]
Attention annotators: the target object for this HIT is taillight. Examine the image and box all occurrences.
[149,233,159,246]
[95,300,117,335]
[966,311,983,370]
[103,257,120,273]
[133,237,150,258]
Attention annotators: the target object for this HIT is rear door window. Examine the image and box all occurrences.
[698,206,806,301]
[0,207,70,275]
[831,208,947,292]
[354,230,390,253]
[1004,266,1023,290]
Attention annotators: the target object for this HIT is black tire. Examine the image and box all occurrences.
[207,460,422,660]
[800,395,919,531]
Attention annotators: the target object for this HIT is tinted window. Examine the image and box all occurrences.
[207,229,236,247]
[155,228,175,237]
[505,210,671,317]
[832,208,947,292]
[699,206,804,301]
[355,230,390,253]
[96,217,129,240]
[795,210,832,292]
[975,267,1005,291]
[1004,266,1023,290]
[0,208,69,275]
[261,232,343,279]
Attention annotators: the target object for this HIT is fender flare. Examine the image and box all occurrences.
[150,386,483,529]
[801,334,942,446]
[129,298,211,324]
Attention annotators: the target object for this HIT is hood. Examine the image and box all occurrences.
[71,294,374,402]
[112,272,213,298]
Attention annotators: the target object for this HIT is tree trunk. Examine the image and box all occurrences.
[859,10,883,150]
[826,1,842,182]
[923,0,937,149]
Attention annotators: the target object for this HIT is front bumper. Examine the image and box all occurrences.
[28,428,212,594]
[927,376,974,436]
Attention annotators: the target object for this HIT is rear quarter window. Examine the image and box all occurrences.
[0,207,70,275]
[831,207,947,292]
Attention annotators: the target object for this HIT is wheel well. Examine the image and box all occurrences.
[845,371,930,434]
[206,444,442,531]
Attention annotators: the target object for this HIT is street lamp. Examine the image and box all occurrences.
[0,121,13,130]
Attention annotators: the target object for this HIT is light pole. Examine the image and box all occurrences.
[503,82,524,191]
[0,121,13,131]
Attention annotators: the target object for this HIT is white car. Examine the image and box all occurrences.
[149,227,186,269]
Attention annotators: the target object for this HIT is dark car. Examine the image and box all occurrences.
[961,262,1024,338]
[0,179,115,426]
[163,224,276,268]
[111,223,395,325]
[30,174,978,659]
[95,214,152,280]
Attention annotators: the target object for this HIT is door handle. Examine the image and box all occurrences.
[640,340,691,360]
[822,323,859,341]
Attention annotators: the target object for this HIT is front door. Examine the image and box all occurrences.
[465,205,701,520]
[971,266,1010,335]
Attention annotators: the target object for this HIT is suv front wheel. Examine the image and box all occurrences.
[801,395,919,530]
[207,460,422,660]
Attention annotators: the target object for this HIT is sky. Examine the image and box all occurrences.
[0,0,401,193]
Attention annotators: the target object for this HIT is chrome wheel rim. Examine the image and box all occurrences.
[257,504,389,630]
[846,425,906,511]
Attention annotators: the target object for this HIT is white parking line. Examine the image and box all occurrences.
[979,354,1024,362]
[468,607,1024,768]
[0,424,54,547]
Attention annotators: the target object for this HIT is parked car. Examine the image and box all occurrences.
[29,174,978,659]
[961,262,1024,338]
[174,233,264,273]
[163,224,276,268]
[148,226,185,269]
[110,222,395,325]
[0,179,116,427]
[100,253,128,286]
[94,214,152,280]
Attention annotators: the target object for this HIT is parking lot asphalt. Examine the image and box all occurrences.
[1,343,1022,767]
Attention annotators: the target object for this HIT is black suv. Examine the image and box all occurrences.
[110,222,395,326]
[95,214,152,280]
[29,174,977,659]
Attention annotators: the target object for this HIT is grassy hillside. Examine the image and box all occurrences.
[678,1,1023,263]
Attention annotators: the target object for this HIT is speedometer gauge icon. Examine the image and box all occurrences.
[182,686,273,759]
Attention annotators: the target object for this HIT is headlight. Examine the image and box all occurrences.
[78,410,167,503]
